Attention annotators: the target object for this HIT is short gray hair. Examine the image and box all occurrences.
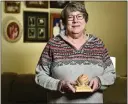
[61,2,88,25]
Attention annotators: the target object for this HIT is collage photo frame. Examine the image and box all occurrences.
[23,11,48,42]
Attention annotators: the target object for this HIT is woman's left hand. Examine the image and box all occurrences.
[88,77,101,92]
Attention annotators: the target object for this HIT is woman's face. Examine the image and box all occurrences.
[66,11,86,38]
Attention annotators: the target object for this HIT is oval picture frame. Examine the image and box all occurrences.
[4,17,22,42]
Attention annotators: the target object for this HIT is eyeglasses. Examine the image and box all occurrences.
[67,14,84,21]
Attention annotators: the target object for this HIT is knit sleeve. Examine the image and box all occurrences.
[35,41,60,91]
[97,39,116,90]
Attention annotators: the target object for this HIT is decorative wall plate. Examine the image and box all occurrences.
[3,17,22,42]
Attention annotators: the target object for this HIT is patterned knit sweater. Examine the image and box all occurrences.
[35,34,116,103]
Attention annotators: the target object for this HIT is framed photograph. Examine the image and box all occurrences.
[28,16,36,26]
[50,1,69,8]
[50,13,65,38]
[5,1,21,13]
[50,1,85,8]
[28,28,36,38]
[3,17,22,42]
[38,28,45,39]
[26,1,48,8]
[37,18,46,26]
[24,11,49,42]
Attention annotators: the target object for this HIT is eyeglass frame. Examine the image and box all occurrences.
[67,13,84,21]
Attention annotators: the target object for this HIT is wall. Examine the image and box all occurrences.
[1,1,127,76]
[85,1,127,76]
[1,1,62,74]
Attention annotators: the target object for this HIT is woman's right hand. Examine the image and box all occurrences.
[58,80,76,93]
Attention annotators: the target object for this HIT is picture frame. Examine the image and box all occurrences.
[3,17,22,42]
[24,11,49,42]
[50,1,70,8]
[4,1,21,13]
[26,1,48,8]
[50,13,66,38]
[50,1,85,8]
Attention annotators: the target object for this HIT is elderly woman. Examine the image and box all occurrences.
[35,2,116,103]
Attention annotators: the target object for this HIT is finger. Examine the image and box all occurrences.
[92,81,97,91]
[94,81,99,90]
[67,83,76,93]
[89,80,94,89]
[66,80,77,85]
[70,81,77,85]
